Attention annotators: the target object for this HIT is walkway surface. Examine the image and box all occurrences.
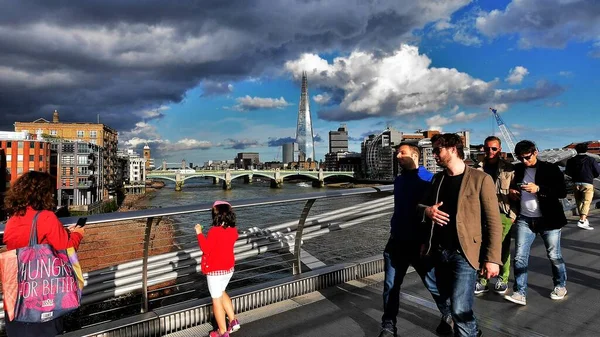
[169,210,600,337]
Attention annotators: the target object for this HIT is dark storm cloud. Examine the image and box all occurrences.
[268,137,296,147]
[0,0,470,131]
[223,138,260,150]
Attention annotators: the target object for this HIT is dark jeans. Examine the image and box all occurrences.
[435,249,479,337]
[381,237,451,331]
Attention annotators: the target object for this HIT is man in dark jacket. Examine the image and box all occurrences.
[504,140,568,306]
[565,142,600,230]
[379,142,451,337]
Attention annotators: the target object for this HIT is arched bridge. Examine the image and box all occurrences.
[146,169,355,190]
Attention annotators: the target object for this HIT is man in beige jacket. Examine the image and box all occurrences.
[420,133,502,337]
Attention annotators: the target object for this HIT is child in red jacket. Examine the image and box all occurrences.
[196,200,240,337]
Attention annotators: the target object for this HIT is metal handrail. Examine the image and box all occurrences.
[0,185,394,332]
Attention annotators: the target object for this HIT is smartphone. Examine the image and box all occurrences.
[76,217,87,227]
[516,182,526,187]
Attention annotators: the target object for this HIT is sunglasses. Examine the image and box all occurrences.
[517,154,534,161]
[484,146,498,152]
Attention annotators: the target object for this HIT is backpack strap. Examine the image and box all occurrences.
[28,211,43,247]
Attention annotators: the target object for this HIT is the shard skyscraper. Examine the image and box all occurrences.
[295,71,315,162]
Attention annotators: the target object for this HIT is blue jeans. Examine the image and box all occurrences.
[381,238,451,332]
[513,216,567,296]
[435,249,479,337]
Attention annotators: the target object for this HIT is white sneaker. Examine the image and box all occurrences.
[577,219,594,230]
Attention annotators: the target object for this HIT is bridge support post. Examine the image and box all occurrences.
[222,170,232,190]
[313,169,325,188]
[175,174,184,191]
[243,174,252,184]
[270,169,282,188]
[212,177,220,185]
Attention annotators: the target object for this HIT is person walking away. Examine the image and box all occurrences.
[565,142,600,230]
[504,140,568,306]
[3,171,85,337]
[196,200,240,337]
[420,133,502,337]
[378,142,452,337]
[474,136,517,295]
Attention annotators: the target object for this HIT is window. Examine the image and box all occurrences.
[18,142,23,149]
[89,139,97,145]
[39,155,43,162]
[6,141,11,148]
[17,154,23,161]
[17,167,23,174]
[29,155,34,161]
[78,166,89,175]
[77,130,84,138]
[77,155,88,165]
[61,155,74,165]
[6,154,11,161]
[50,130,57,136]
[30,142,35,148]
[90,131,97,138]
[62,143,74,152]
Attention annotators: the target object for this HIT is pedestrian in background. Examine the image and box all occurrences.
[565,142,600,230]
[474,136,517,296]
[196,200,240,337]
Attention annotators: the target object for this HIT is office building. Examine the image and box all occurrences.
[282,143,295,164]
[235,153,260,170]
[329,124,349,153]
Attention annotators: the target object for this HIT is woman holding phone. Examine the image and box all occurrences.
[2,171,85,337]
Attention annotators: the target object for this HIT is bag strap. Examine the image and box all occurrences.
[28,211,43,247]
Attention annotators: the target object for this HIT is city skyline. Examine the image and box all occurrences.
[0,1,598,165]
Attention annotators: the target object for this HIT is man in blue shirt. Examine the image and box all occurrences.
[379,142,452,337]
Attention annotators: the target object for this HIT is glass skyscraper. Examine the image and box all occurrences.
[295,71,315,162]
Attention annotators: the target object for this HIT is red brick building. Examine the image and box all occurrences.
[0,131,52,186]
[564,141,600,155]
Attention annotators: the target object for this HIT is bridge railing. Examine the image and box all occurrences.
[0,185,394,335]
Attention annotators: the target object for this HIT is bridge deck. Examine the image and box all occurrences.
[169,211,600,337]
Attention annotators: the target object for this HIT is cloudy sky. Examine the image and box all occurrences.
[1,0,599,165]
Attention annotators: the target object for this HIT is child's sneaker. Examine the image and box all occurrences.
[209,330,229,337]
[228,318,240,333]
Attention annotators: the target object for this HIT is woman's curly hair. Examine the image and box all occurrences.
[211,204,236,228]
[4,171,56,216]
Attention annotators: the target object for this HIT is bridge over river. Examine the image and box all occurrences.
[146,169,355,190]
[0,187,598,337]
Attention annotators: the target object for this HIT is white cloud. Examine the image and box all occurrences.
[434,19,454,31]
[453,111,478,122]
[558,71,573,77]
[426,115,452,130]
[284,45,561,121]
[229,95,291,111]
[134,105,169,120]
[313,93,332,105]
[506,66,529,84]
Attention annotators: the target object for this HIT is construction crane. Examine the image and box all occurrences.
[490,107,518,160]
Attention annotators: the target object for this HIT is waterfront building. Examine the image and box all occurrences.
[282,143,295,164]
[324,151,360,171]
[15,110,118,198]
[203,159,235,170]
[54,140,104,209]
[235,152,260,170]
[295,71,316,162]
[564,140,600,155]
[329,124,349,154]
[117,149,147,194]
[361,127,403,180]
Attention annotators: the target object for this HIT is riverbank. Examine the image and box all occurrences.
[326,182,389,188]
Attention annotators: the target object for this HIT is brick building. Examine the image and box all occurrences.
[15,110,118,197]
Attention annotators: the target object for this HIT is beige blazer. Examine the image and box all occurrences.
[421,166,503,270]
